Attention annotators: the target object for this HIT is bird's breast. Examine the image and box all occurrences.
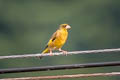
[53,30,68,48]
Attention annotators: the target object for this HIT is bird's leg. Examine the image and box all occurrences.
[59,48,67,56]
[49,49,53,56]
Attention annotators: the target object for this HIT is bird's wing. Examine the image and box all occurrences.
[44,30,59,49]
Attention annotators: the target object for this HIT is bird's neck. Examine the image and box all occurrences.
[60,28,67,32]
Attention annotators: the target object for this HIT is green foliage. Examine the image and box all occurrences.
[0,0,120,79]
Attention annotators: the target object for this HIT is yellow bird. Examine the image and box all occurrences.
[42,24,71,56]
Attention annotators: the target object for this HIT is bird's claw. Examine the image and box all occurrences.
[62,50,67,56]
[59,49,67,56]
[50,53,53,56]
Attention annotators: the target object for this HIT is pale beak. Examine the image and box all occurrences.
[66,25,71,29]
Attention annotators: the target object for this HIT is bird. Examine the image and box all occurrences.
[40,24,71,58]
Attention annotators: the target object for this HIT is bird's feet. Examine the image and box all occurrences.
[49,49,53,56]
[49,53,53,56]
[59,48,67,56]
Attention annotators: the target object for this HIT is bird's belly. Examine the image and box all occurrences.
[51,38,66,49]
[49,30,68,50]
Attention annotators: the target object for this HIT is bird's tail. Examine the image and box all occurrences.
[39,48,50,59]
[42,48,50,54]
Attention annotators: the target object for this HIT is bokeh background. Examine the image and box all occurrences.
[0,0,120,80]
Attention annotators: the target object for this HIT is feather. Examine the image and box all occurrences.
[40,24,71,58]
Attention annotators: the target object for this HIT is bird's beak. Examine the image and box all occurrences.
[66,25,71,29]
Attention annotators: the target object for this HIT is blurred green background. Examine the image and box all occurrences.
[0,0,120,80]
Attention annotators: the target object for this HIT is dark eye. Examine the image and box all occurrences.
[63,24,67,28]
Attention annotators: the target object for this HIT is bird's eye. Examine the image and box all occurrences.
[63,25,67,28]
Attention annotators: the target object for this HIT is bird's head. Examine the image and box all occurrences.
[59,24,71,30]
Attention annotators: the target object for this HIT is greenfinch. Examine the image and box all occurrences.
[41,24,71,57]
